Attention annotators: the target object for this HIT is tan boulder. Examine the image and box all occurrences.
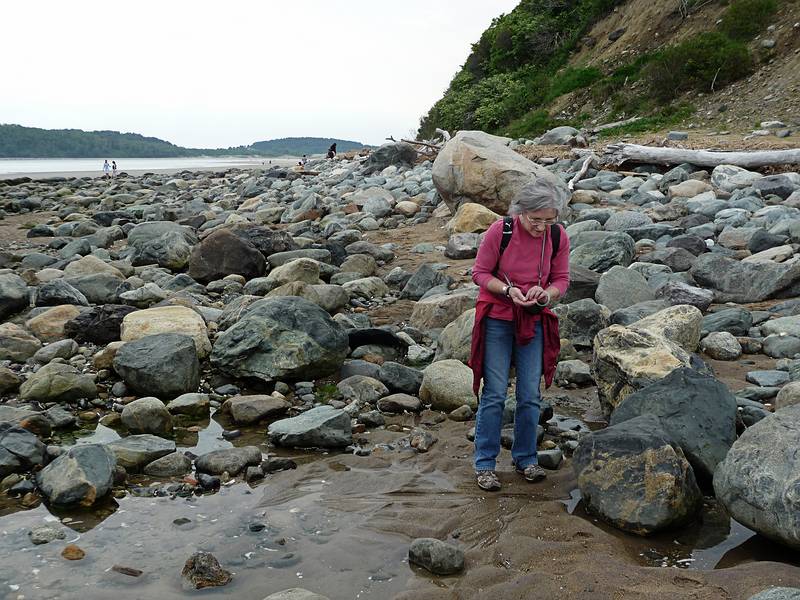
[432,130,567,215]
[121,306,211,358]
[63,255,124,279]
[0,323,42,361]
[395,201,420,217]
[25,305,82,342]
[446,203,501,234]
[410,286,479,329]
[592,325,692,416]
[633,305,703,353]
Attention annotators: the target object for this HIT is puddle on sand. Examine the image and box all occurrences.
[562,488,800,570]
[0,479,410,600]
[0,410,413,599]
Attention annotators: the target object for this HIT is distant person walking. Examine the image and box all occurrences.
[111,160,117,178]
[327,143,337,159]
[102,160,111,179]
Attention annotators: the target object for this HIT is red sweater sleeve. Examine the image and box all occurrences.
[472,219,504,289]
[549,224,571,296]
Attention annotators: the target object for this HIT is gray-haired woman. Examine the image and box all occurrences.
[468,177,571,491]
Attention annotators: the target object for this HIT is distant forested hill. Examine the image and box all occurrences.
[250,137,367,155]
[0,125,368,158]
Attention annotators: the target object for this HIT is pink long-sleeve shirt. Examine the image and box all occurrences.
[472,217,571,321]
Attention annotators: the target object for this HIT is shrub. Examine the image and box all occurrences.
[644,32,752,102]
[719,0,778,41]
[546,66,603,102]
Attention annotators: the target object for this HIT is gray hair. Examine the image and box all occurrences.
[508,177,569,217]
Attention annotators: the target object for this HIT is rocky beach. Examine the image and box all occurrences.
[0,130,799,599]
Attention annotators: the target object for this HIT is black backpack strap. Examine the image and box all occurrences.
[550,222,561,257]
[499,216,513,256]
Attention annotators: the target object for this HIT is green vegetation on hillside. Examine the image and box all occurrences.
[0,125,368,158]
[251,137,367,156]
[419,0,780,140]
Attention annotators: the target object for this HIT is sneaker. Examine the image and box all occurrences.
[476,470,501,491]
[515,464,546,483]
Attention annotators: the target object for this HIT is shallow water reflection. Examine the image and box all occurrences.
[562,488,800,570]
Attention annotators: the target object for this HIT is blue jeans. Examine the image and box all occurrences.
[474,318,543,472]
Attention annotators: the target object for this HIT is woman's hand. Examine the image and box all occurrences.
[525,286,550,305]
[509,286,536,307]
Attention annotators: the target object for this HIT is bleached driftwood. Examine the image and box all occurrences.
[604,143,800,168]
[568,154,598,191]
[435,128,451,142]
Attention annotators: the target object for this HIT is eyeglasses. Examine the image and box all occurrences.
[522,214,557,226]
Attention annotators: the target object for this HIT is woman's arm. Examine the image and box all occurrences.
[472,220,506,295]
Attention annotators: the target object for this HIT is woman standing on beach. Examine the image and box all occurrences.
[468,178,570,492]
[112,160,117,178]
[102,159,111,178]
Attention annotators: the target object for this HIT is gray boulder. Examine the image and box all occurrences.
[0,424,47,477]
[691,253,800,303]
[360,142,417,175]
[113,333,200,399]
[748,589,800,600]
[268,406,352,448]
[714,404,800,549]
[610,367,737,481]
[143,452,192,477]
[595,266,654,311]
[127,221,196,269]
[570,232,635,273]
[211,297,349,383]
[554,299,610,348]
[19,362,97,403]
[573,414,701,535]
[36,444,115,506]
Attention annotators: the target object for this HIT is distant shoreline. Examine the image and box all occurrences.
[0,156,302,180]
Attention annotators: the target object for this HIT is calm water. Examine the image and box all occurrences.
[0,157,298,176]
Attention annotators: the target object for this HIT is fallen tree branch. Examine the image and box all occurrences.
[604,143,800,168]
[401,138,442,150]
[568,154,597,191]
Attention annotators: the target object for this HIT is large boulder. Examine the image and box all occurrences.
[360,142,417,175]
[592,325,692,416]
[554,299,610,348]
[432,130,566,215]
[610,368,737,481]
[113,334,200,399]
[188,228,267,283]
[714,404,800,550]
[211,297,348,383]
[409,287,479,329]
[570,232,635,273]
[121,306,211,358]
[595,266,654,312]
[573,414,702,535]
[419,359,477,412]
[268,406,352,448]
[690,253,800,303]
[36,444,115,507]
[632,304,703,353]
[127,221,197,269]
[19,362,97,403]
[446,203,501,234]
[435,308,475,363]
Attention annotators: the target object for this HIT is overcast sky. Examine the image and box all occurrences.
[2,0,518,148]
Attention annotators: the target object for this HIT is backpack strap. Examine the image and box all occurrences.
[493,217,562,279]
[550,222,561,257]
[499,216,514,256]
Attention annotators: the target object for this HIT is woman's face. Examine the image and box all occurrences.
[519,208,557,237]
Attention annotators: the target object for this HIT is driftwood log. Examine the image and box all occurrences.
[604,143,800,168]
[588,117,643,134]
